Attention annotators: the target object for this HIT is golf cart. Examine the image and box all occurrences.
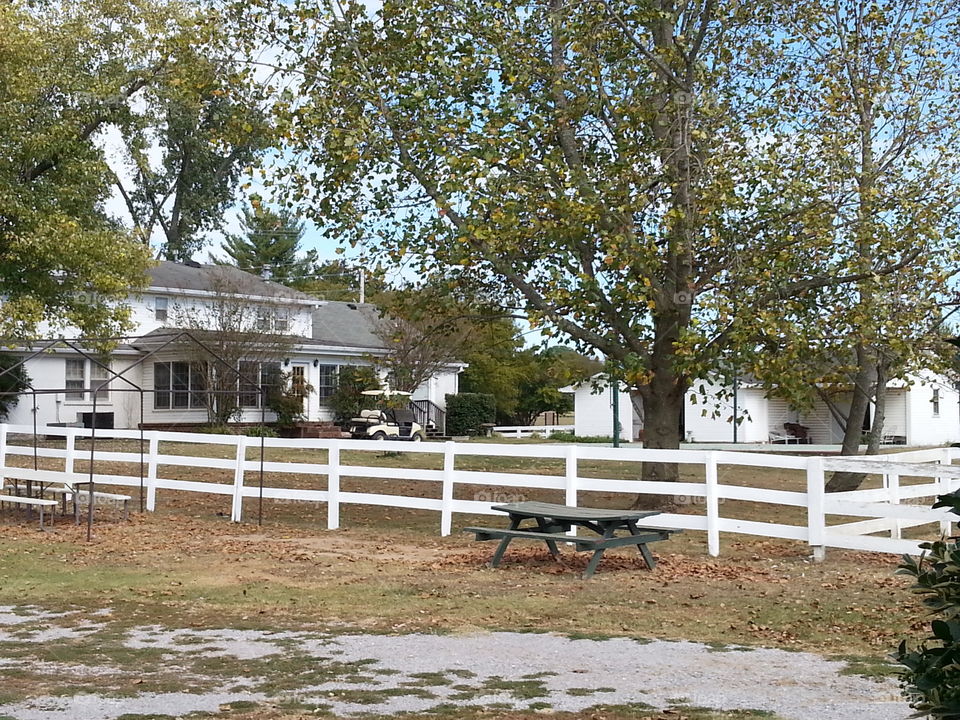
[347,387,425,442]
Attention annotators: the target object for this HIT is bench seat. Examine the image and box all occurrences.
[45,487,131,502]
[464,526,671,551]
[0,494,58,528]
[0,494,57,507]
[3,484,131,521]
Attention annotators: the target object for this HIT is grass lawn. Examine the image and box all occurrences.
[0,436,931,719]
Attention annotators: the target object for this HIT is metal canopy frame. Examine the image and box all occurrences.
[0,331,273,540]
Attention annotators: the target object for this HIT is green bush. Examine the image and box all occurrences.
[545,432,625,443]
[896,491,960,718]
[265,370,313,428]
[0,353,29,420]
[329,366,380,423]
[446,392,495,436]
[245,425,279,438]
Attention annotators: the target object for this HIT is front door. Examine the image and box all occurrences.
[291,363,309,418]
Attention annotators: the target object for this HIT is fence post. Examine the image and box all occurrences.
[888,472,901,540]
[806,457,826,562]
[231,435,247,523]
[939,448,953,536]
[440,441,455,536]
[63,428,76,476]
[0,424,7,487]
[565,444,578,536]
[145,433,159,512]
[327,441,340,531]
[705,452,720,557]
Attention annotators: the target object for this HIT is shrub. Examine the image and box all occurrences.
[329,366,380,423]
[446,392,495,436]
[896,491,960,718]
[0,353,29,420]
[245,425,279,438]
[265,370,313,428]
[545,431,625,443]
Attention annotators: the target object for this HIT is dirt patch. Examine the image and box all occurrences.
[430,546,789,582]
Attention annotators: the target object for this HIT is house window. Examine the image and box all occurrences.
[155,296,168,322]
[254,308,290,333]
[933,389,941,417]
[64,359,110,402]
[317,364,338,404]
[65,359,85,401]
[154,361,205,410]
[238,361,281,408]
[90,362,109,402]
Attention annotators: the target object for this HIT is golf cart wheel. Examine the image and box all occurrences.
[411,432,424,442]
[372,431,387,441]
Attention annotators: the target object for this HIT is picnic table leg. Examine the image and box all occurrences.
[490,515,521,568]
[535,517,561,559]
[582,523,618,580]
[627,520,657,569]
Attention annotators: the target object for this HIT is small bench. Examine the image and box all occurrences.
[45,486,131,522]
[4,484,131,522]
[0,494,58,528]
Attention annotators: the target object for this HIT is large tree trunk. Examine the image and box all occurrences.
[865,358,888,456]
[825,344,877,492]
[632,317,687,509]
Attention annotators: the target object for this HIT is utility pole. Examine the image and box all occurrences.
[611,376,621,448]
[358,269,365,304]
[733,372,739,443]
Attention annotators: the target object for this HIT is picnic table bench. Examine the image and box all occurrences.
[2,481,131,525]
[465,501,678,579]
[0,494,58,528]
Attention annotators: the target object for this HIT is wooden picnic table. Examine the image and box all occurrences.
[464,501,678,579]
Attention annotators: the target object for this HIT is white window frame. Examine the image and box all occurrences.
[155,296,169,322]
[154,361,206,410]
[316,364,338,405]
[933,388,941,417]
[64,358,111,403]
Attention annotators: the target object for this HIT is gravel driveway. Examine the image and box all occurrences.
[0,606,910,720]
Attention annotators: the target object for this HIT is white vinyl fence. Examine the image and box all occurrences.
[0,423,957,559]
[492,425,574,438]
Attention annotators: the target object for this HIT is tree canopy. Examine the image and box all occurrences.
[0,0,165,340]
[217,204,318,289]
[234,0,950,484]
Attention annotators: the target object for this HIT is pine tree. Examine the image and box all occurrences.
[217,204,317,288]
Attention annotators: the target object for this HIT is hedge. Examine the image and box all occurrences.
[445,392,496,436]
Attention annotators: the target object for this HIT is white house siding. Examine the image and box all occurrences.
[905,374,960,446]
[683,383,768,443]
[411,369,461,410]
[564,381,633,441]
[6,353,143,429]
[883,389,908,440]
[799,400,844,444]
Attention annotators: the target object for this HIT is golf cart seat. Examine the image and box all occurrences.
[351,410,383,425]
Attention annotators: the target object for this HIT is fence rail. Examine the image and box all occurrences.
[491,425,574,438]
[0,423,957,559]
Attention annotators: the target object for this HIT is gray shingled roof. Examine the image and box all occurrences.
[148,261,316,302]
[311,301,387,350]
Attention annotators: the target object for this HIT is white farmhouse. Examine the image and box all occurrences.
[6,261,461,434]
